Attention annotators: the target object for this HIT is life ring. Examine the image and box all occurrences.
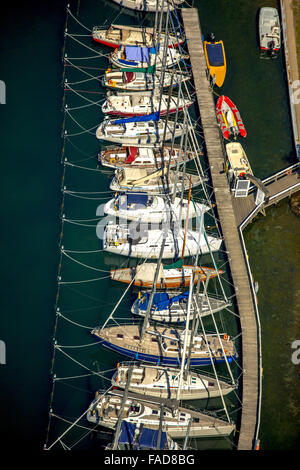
[110,157,116,164]
[108,79,113,85]
[286,169,292,175]
[224,334,228,341]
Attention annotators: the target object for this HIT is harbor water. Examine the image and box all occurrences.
[0,0,299,451]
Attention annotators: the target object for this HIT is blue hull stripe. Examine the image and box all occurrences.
[95,337,236,367]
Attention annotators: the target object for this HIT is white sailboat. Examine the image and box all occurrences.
[112,363,235,400]
[109,45,184,71]
[103,222,222,259]
[110,0,185,12]
[103,193,209,223]
[102,69,190,92]
[102,92,193,117]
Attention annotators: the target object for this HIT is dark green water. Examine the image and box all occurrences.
[0,0,299,452]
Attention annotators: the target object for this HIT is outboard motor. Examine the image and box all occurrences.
[268,40,275,57]
[209,32,215,43]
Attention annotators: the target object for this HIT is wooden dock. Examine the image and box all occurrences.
[233,163,300,227]
[182,9,259,450]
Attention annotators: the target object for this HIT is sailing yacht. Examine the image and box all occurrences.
[102,69,190,92]
[99,145,199,170]
[109,167,202,194]
[96,116,188,146]
[110,0,185,13]
[87,389,236,438]
[112,363,235,400]
[103,222,222,259]
[131,290,231,322]
[109,45,184,71]
[103,193,209,224]
[110,262,223,289]
[92,24,184,49]
[91,324,237,366]
[102,92,193,117]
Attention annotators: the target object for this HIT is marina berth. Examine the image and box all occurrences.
[87,389,236,438]
[102,223,222,259]
[103,193,209,224]
[131,290,231,322]
[203,34,226,87]
[101,92,194,117]
[112,363,235,400]
[92,24,184,49]
[91,324,237,367]
[110,263,224,289]
[102,68,190,92]
[98,145,199,170]
[216,95,247,140]
[96,116,188,146]
[109,167,202,194]
[109,45,184,71]
[259,7,281,55]
[110,0,185,13]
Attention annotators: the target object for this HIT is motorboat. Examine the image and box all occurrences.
[87,389,235,438]
[112,362,235,400]
[103,222,222,259]
[109,167,202,194]
[96,116,187,146]
[103,193,209,223]
[102,92,193,117]
[92,24,184,48]
[98,145,199,170]
[102,69,190,92]
[203,33,226,87]
[91,324,237,366]
[110,262,223,289]
[110,0,185,13]
[216,95,247,140]
[131,290,231,322]
[259,7,281,56]
[226,142,252,180]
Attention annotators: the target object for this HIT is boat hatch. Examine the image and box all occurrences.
[206,43,224,66]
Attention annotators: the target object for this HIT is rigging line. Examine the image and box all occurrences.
[56,340,100,349]
[65,32,111,58]
[63,192,110,201]
[65,136,99,159]
[62,216,102,224]
[64,160,102,172]
[54,372,96,381]
[57,311,94,330]
[59,274,110,285]
[46,384,115,450]
[62,220,99,228]
[61,249,109,273]
[66,96,105,111]
[66,7,92,33]
[65,108,99,135]
[63,189,111,194]
[65,71,104,86]
[64,57,104,81]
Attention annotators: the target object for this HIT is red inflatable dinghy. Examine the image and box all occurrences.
[216,95,247,140]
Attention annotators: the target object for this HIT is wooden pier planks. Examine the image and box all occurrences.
[181,9,259,450]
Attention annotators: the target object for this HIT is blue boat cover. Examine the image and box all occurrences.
[118,421,167,449]
[139,291,189,311]
[206,42,224,67]
[114,112,160,124]
[126,192,148,206]
[125,46,149,63]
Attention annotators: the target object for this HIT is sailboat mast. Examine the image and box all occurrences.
[176,273,193,401]
[181,175,192,259]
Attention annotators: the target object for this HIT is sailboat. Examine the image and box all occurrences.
[102,92,193,117]
[109,167,202,194]
[102,68,190,92]
[131,290,231,322]
[92,24,184,49]
[96,115,188,146]
[98,145,199,170]
[112,362,235,400]
[87,388,235,438]
[103,222,222,259]
[109,0,185,13]
[109,45,183,71]
[110,262,223,289]
[103,193,209,224]
[91,324,237,366]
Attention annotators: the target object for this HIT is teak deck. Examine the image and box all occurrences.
[182,9,259,450]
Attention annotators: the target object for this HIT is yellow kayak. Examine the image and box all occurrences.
[204,38,226,87]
